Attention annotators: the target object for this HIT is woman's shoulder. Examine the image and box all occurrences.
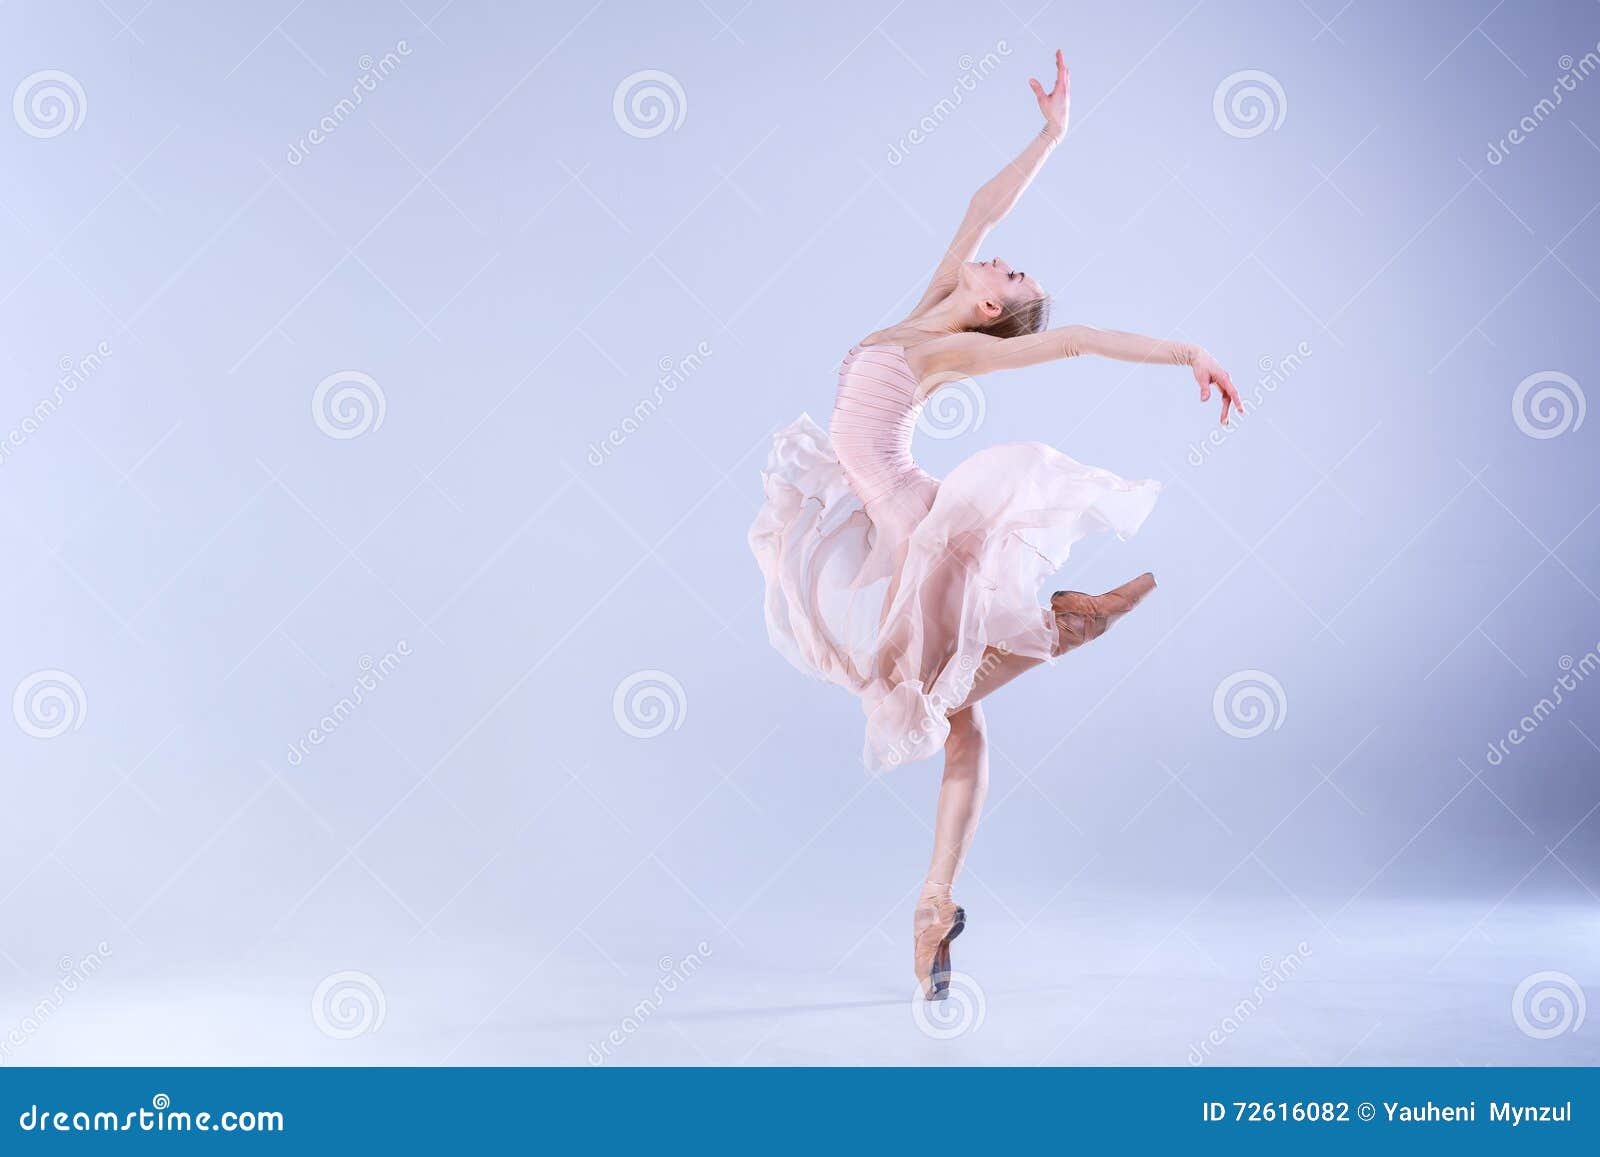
[854,326,903,349]
[902,332,997,378]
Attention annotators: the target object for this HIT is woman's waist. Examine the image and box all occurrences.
[835,454,936,510]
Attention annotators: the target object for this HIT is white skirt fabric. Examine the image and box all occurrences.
[749,413,1160,771]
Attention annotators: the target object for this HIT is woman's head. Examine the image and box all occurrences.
[958,258,1050,338]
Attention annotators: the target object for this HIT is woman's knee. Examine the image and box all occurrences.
[946,704,987,749]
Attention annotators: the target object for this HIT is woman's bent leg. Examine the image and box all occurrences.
[957,647,1045,709]
[953,572,1159,711]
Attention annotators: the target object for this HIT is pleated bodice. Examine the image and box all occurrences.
[829,344,933,507]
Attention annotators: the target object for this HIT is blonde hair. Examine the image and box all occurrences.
[975,295,1051,339]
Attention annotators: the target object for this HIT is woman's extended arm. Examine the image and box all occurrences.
[914,326,1243,424]
[909,52,1069,315]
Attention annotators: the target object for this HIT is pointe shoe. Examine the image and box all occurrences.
[1049,571,1156,656]
[913,895,967,1001]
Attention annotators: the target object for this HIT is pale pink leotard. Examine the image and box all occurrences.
[749,343,1160,771]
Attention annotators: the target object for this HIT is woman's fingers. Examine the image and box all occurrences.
[1035,51,1067,103]
[1217,373,1241,425]
[1191,352,1241,425]
[1195,359,1242,424]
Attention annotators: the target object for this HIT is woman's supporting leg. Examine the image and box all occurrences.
[922,704,990,899]
[914,705,988,995]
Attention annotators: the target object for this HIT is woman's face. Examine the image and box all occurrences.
[961,258,1045,308]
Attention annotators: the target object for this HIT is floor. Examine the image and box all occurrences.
[7,895,1596,1067]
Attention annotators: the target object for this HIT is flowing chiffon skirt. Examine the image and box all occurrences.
[749,413,1160,771]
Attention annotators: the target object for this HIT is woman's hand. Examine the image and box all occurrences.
[1191,349,1242,425]
[1029,50,1070,138]
[913,50,1067,314]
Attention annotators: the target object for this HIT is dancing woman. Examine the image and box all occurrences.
[749,51,1239,999]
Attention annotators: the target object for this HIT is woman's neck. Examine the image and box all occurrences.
[914,296,973,335]
[866,295,975,348]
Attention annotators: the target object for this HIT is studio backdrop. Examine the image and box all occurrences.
[0,0,1596,1066]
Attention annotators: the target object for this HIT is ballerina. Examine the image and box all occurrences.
[748,50,1240,1000]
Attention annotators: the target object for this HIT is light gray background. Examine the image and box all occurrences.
[1,0,1597,1065]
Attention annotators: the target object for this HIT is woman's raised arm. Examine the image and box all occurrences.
[908,51,1070,316]
[914,325,1243,425]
